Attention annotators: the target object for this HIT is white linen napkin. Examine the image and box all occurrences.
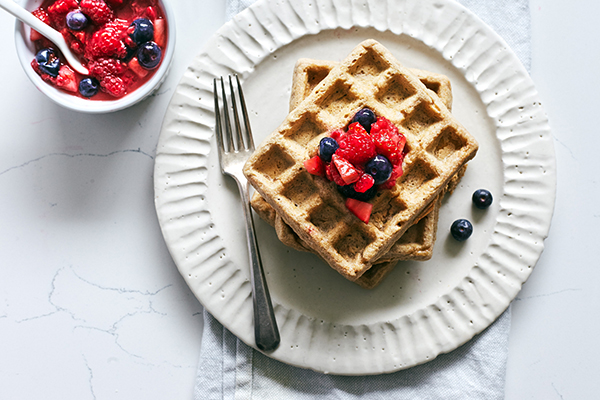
[195,1,531,398]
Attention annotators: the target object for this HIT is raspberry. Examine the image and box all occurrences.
[325,163,346,186]
[47,0,78,18]
[370,117,398,137]
[80,0,115,25]
[336,123,376,165]
[371,129,402,165]
[47,0,78,28]
[354,173,375,193]
[88,57,128,78]
[100,75,127,97]
[86,23,128,58]
[329,128,344,141]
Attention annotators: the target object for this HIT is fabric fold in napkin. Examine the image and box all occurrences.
[196,0,531,398]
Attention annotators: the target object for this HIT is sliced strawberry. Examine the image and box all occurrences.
[30,9,50,41]
[331,154,361,184]
[325,162,346,186]
[128,57,149,78]
[346,121,368,135]
[303,155,325,176]
[144,6,158,20]
[55,66,78,92]
[354,173,374,193]
[396,133,406,154]
[345,198,373,224]
[153,18,167,48]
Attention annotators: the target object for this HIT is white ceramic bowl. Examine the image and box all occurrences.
[14,0,176,113]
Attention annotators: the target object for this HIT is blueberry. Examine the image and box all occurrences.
[130,18,154,45]
[351,108,376,132]
[365,155,392,184]
[66,11,88,30]
[472,189,493,209]
[450,219,473,241]
[319,137,339,162]
[79,77,99,97]
[35,48,60,77]
[137,41,162,70]
[338,184,377,202]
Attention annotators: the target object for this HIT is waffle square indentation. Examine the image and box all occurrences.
[315,80,358,120]
[333,225,375,260]
[253,145,296,181]
[376,73,417,108]
[284,113,327,147]
[428,125,468,161]
[398,159,437,192]
[402,101,443,135]
[309,202,344,233]
[370,191,407,230]
[281,172,319,207]
[348,48,391,80]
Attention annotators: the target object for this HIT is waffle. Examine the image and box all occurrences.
[253,59,463,262]
[243,39,478,281]
[251,60,463,288]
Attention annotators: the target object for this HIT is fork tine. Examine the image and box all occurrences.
[213,78,225,157]
[228,75,244,152]
[219,77,235,153]
[234,74,254,150]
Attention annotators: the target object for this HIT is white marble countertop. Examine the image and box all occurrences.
[0,0,597,398]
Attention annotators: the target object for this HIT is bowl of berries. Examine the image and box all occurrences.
[14,0,175,113]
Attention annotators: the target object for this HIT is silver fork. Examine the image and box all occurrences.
[213,75,280,352]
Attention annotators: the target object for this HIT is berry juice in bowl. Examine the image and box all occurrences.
[14,0,175,113]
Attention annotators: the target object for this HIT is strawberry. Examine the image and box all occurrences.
[55,65,78,92]
[153,18,167,48]
[331,154,361,185]
[303,156,325,176]
[345,198,373,224]
[354,173,374,193]
[325,162,346,186]
[30,9,51,41]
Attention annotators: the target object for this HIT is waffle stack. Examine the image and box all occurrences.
[243,40,478,285]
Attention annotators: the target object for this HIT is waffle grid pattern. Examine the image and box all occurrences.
[244,40,478,280]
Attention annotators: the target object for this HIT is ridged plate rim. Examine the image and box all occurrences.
[153,0,556,375]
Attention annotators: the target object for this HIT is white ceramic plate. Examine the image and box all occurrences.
[153,0,555,375]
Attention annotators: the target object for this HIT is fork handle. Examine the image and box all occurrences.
[237,180,280,352]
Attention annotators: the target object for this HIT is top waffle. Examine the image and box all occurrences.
[253,58,462,265]
[243,39,478,281]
